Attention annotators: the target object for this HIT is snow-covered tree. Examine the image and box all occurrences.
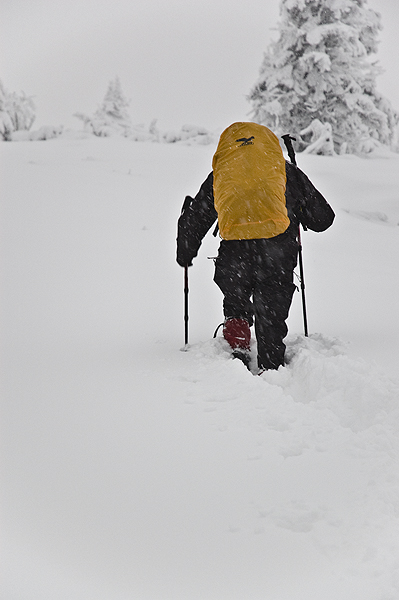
[0,80,35,140]
[97,77,131,124]
[248,0,399,154]
[75,77,132,137]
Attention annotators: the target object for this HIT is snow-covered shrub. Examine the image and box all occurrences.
[6,91,36,132]
[11,125,63,141]
[162,124,213,145]
[300,119,334,155]
[0,80,36,140]
[129,119,160,142]
[125,122,214,144]
[74,114,116,137]
[0,110,14,141]
[248,0,399,154]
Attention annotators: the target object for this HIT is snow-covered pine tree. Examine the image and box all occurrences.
[248,0,399,154]
[94,76,131,131]
[75,77,132,137]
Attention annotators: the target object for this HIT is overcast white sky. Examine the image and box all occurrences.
[1,0,399,133]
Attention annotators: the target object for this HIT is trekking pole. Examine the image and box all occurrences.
[179,195,193,351]
[296,223,309,337]
[281,134,309,337]
[184,265,189,347]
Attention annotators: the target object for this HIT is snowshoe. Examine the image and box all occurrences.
[232,348,252,370]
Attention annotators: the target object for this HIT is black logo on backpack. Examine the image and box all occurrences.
[236,136,254,147]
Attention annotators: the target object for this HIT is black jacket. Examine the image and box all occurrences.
[176,161,334,267]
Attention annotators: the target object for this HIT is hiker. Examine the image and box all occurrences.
[176,122,334,372]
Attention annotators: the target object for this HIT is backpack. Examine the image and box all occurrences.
[212,122,289,240]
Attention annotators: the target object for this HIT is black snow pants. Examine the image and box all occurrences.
[214,232,298,370]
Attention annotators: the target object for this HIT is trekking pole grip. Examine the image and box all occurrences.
[281,134,297,166]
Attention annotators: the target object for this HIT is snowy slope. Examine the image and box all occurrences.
[1,135,399,600]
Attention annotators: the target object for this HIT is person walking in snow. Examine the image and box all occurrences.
[176,122,334,373]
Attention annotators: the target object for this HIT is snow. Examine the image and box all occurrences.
[1,134,399,600]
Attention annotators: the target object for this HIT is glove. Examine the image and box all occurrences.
[176,238,195,267]
[176,254,193,268]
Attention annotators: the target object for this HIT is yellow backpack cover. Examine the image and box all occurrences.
[212,122,289,240]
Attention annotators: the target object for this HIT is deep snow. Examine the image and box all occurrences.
[1,134,399,600]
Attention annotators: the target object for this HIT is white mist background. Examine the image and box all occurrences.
[1,0,399,133]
